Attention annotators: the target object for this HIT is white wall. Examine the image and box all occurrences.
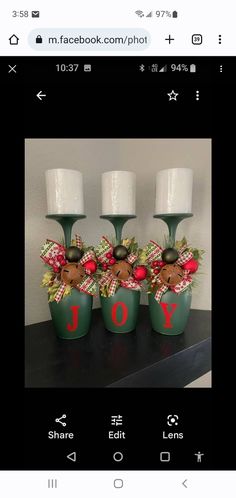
[185,371,212,388]
[25,139,211,325]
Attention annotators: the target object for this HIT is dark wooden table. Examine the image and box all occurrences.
[25,306,211,388]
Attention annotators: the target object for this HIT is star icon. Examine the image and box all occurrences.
[167,90,179,101]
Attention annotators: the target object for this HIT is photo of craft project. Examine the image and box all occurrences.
[25,139,211,388]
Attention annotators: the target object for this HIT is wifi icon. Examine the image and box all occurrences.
[135,10,144,17]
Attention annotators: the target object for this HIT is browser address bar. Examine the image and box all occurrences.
[28,28,151,50]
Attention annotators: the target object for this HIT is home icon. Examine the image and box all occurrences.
[9,34,19,45]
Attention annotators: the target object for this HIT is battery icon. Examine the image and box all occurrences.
[190,64,197,72]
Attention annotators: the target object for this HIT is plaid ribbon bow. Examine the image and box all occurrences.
[40,235,97,303]
[95,236,141,297]
[99,269,142,297]
[145,240,193,303]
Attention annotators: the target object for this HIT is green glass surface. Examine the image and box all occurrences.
[101,287,140,333]
[100,215,136,244]
[49,289,93,339]
[148,289,192,335]
[154,213,193,244]
[46,214,86,247]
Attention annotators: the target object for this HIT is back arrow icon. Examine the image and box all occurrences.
[36,90,46,101]
[67,452,76,462]
[182,479,188,488]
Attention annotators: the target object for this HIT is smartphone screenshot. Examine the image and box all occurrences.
[1,0,236,495]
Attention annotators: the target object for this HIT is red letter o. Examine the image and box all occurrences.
[111,301,128,326]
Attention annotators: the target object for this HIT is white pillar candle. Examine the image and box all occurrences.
[45,169,84,215]
[155,168,193,214]
[102,171,136,215]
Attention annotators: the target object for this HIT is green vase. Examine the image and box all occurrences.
[49,289,93,339]
[148,289,192,335]
[101,287,140,333]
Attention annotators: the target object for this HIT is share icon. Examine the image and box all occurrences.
[55,414,67,427]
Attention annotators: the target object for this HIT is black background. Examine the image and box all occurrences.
[1,56,236,471]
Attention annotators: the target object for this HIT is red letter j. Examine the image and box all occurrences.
[67,306,80,332]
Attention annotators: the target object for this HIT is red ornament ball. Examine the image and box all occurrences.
[106,251,113,259]
[154,268,159,275]
[83,259,97,274]
[151,261,159,268]
[53,265,60,273]
[133,265,148,281]
[102,263,108,271]
[157,261,166,268]
[182,258,199,273]
[109,258,116,265]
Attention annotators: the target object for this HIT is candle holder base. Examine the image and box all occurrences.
[154,213,193,244]
[100,214,136,244]
[46,214,86,248]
